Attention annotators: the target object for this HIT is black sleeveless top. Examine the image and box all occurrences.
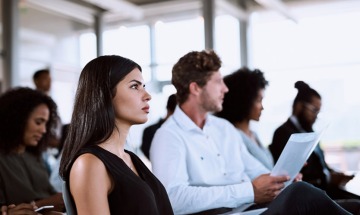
[70,145,174,215]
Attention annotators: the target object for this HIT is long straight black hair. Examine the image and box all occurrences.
[59,55,141,179]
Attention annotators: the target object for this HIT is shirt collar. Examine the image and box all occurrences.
[172,105,211,132]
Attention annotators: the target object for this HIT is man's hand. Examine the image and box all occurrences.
[3,203,38,215]
[252,174,289,203]
[293,173,303,182]
[330,172,354,187]
[35,193,64,212]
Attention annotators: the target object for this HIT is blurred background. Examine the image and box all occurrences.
[1,0,359,172]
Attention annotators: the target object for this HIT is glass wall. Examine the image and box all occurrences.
[249,1,360,171]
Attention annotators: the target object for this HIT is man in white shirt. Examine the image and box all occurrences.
[150,50,352,215]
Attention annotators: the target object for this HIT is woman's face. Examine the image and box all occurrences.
[112,68,151,126]
[23,104,49,147]
[249,89,264,122]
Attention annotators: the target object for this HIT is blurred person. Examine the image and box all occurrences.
[0,87,64,215]
[141,93,177,159]
[33,69,51,95]
[150,50,353,215]
[216,68,273,170]
[269,81,357,200]
[33,68,62,174]
[59,55,173,215]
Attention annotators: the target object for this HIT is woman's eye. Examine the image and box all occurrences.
[130,84,139,90]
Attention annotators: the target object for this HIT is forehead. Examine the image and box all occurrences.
[30,104,49,117]
[208,71,222,80]
[121,68,143,82]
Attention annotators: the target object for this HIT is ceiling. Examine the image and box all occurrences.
[19,0,302,27]
[8,0,319,46]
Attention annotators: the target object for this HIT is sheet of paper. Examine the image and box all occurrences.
[270,129,326,188]
[219,206,267,215]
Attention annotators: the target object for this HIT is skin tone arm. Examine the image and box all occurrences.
[70,153,112,215]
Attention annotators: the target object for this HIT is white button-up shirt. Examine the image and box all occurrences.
[150,106,270,214]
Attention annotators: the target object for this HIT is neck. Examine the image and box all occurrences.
[13,145,26,154]
[234,120,251,136]
[180,102,207,129]
[99,123,130,156]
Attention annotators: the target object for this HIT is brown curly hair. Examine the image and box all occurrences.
[172,50,222,104]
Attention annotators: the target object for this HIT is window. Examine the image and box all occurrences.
[249,1,360,171]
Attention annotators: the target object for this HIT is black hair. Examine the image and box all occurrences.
[216,67,268,124]
[0,87,59,156]
[59,55,141,179]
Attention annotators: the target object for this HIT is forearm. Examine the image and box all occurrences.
[168,182,254,214]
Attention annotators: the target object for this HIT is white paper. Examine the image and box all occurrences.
[270,130,326,188]
[219,207,267,215]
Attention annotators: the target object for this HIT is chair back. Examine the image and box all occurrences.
[62,180,76,215]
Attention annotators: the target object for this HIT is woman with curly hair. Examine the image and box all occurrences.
[216,67,273,170]
[0,87,64,215]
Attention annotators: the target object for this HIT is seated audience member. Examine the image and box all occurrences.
[216,68,273,170]
[59,55,173,214]
[33,68,62,173]
[269,81,358,200]
[141,93,177,159]
[0,87,64,214]
[150,50,355,215]
[33,68,51,95]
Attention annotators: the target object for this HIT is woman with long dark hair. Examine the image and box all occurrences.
[59,55,173,215]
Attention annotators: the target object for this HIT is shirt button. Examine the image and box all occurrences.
[217,153,220,156]
[223,173,227,176]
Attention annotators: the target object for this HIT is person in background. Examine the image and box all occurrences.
[33,69,51,95]
[216,68,273,170]
[269,81,358,200]
[59,55,173,215]
[33,68,62,174]
[0,87,64,215]
[141,93,177,159]
[150,50,353,215]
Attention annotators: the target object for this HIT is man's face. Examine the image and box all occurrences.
[298,97,321,131]
[35,73,51,93]
[199,71,229,113]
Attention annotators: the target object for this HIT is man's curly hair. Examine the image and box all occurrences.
[172,50,222,104]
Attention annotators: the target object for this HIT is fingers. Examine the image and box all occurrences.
[7,203,39,215]
[1,205,7,215]
[272,175,289,183]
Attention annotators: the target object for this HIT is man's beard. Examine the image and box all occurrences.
[297,110,313,132]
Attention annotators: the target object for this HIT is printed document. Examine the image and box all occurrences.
[270,129,327,188]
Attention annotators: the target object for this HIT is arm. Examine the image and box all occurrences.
[69,153,111,215]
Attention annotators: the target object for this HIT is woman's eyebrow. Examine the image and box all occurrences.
[129,79,143,85]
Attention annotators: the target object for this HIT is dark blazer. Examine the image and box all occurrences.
[141,119,165,159]
[269,118,331,189]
